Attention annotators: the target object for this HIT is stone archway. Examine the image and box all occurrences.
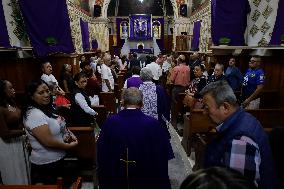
[101,0,179,18]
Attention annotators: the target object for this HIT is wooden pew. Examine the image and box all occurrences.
[0,178,63,189]
[67,126,96,161]
[171,92,186,128]
[247,109,284,129]
[0,177,82,189]
[182,108,284,169]
[170,89,280,129]
[66,126,98,187]
[117,74,125,91]
[182,110,215,155]
[259,90,280,109]
[56,105,107,128]
[99,92,116,114]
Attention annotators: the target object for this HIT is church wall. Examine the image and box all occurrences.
[67,0,109,53]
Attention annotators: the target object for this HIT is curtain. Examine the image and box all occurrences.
[19,0,74,57]
[0,0,10,47]
[270,0,284,45]
[191,20,201,50]
[211,0,250,46]
[80,18,90,52]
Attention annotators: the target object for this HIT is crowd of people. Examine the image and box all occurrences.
[0,49,278,189]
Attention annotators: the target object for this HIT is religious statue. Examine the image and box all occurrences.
[120,22,129,39]
[153,25,161,38]
[134,18,147,37]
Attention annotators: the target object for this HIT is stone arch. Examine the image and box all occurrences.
[101,0,179,18]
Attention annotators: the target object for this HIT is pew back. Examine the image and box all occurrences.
[68,126,96,161]
[99,92,116,114]
[182,109,284,154]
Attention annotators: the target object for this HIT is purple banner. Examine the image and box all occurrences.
[19,0,74,57]
[211,0,250,46]
[270,0,284,45]
[80,19,90,52]
[191,21,201,50]
[91,39,98,50]
[0,0,10,47]
[129,14,152,40]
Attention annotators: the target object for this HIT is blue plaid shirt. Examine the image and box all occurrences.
[217,123,261,186]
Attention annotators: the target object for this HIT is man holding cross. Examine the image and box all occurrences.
[97,87,173,189]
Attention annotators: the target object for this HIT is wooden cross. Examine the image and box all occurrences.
[120,148,136,189]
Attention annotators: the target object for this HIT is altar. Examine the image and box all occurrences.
[117,14,164,56]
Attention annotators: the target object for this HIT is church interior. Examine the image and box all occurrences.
[1,0,284,188]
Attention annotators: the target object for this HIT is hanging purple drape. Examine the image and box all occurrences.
[211,0,250,46]
[80,19,90,52]
[19,0,74,57]
[91,39,98,50]
[270,0,284,45]
[0,0,10,47]
[191,21,201,51]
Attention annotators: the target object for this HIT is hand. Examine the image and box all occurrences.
[68,140,78,148]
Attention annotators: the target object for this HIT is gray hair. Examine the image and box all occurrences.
[90,56,96,62]
[140,67,153,81]
[200,80,238,107]
[215,63,224,71]
[122,87,143,107]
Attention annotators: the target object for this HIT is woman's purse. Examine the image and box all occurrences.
[54,95,70,107]
[183,93,197,109]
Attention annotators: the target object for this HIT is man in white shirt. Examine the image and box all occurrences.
[162,55,171,73]
[145,56,162,84]
[90,56,97,73]
[41,62,65,95]
[101,54,114,92]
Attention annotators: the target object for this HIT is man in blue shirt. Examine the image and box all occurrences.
[225,57,243,91]
[201,81,277,189]
[241,56,265,109]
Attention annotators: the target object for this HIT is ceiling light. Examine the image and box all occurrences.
[139,0,143,2]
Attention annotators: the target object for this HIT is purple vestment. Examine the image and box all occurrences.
[97,109,173,189]
[126,76,143,88]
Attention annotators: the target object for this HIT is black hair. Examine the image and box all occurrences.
[131,66,141,75]
[195,64,206,72]
[180,167,257,189]
[80,61,90,70]
[73,72,87,83]
[0,79,15,107]
[23,80,56,119]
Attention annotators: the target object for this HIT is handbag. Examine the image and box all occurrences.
[54,95,70,107]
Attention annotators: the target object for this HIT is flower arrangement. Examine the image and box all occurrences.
[45,37,58,46]
[219,37,231,46]
[281,34,284,44]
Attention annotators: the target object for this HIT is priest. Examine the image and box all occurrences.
[97,87,173,189]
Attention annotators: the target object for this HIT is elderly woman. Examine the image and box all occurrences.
[59,64,73,93]
[183,64,207,109]
[139,68,170,127]
[23,80,78,184]
[0,79,30,184]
